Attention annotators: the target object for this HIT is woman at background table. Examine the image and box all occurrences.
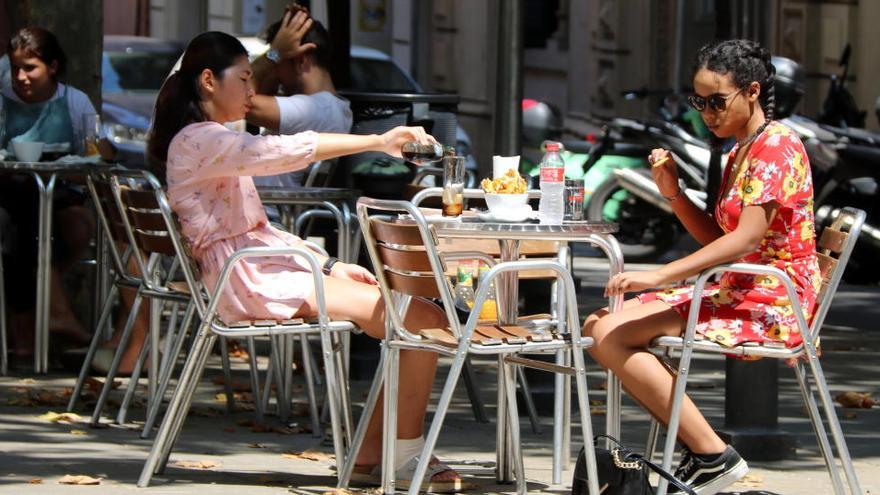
[0,27,98,360]
[583,39,820,494]
[147,31,468,492]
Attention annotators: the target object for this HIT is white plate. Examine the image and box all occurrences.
[476,206,537,223]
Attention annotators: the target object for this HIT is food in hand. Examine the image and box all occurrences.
[652,156,671,168]
[481,168,527,194]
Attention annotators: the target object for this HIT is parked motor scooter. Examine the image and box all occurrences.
[776,55,880,283]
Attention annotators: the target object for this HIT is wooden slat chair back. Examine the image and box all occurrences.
[368,217,445,301]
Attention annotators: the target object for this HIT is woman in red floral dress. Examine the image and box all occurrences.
[583,39,820,494]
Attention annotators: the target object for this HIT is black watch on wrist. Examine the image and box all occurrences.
[322,257,340,276]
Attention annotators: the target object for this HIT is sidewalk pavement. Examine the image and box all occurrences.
[0,259,878,494]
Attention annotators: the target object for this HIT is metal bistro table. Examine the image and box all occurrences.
[256,186,361,263]
[433,217,625,485]
[0,159,114,373]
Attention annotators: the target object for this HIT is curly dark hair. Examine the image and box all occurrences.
[692,39,776,120]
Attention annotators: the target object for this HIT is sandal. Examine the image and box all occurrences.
[351,456,476,493]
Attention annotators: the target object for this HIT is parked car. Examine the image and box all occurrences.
[102,36,184,168]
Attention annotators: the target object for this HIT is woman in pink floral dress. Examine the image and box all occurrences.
[582,39,820,494]
[148,30,466,491]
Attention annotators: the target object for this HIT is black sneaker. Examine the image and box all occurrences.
[668,445,749,494]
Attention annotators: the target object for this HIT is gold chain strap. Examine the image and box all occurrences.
[611,448,643,470]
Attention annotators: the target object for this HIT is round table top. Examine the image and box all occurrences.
[256,186,361,202]
[431,217,618,241]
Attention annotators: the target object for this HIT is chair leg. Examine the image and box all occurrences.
[299,334,323,438]
[571,342,601,495]
[552,348,572,484]
[382,346,400,495]
[270,335,290,420]
[117,333,151,424]
[795,362,846,494]
[260,349,274,416]
[319,328,346,472]
[645,418,661,464]
[246,336,264,423]
[0,246,7,376]
[338,343,388,488]
[142,303,196,438]
[68,284,118,411]
[462,357,489,423]
[803,350,863,495]
[655,344,695,495]
[333,331,355,448]
[504,362,527,495]
[155,331,217,474]
[218,337,235,414]
[405,348,467,495]
[284,335,295,419]
[516,366,542,434]
[90,291,144,426]
[137,327,216,487]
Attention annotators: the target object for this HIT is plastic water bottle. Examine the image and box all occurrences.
[538,141,565,224]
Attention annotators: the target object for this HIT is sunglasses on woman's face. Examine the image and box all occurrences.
[687,89,745,112]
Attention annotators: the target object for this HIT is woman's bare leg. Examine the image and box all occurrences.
[296,276,458,479]
[584,299,726,454]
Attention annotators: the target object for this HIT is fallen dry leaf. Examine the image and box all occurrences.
[222,427,236,433]
[282,449,335,462]
[322,489,363,495]
[215,391,255,404]
[248,423,310,435]
[734,473,763,488]
[58,474,101,485]
[226,339,250,360]
[843,411,859,419]
[247,443,267,449]
[590,407,606,415]
[188,407,222,418]
[69,429,88,436]
[38,411,83,423]
[28,478,42,484]
[172,460,221,469]
[835,391,875,409]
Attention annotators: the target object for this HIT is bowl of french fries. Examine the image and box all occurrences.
[480,168,529,214]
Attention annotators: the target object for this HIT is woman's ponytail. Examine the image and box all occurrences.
[145,32,248,183]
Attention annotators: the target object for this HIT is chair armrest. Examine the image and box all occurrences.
[684,262,813,346]
[204,246,330,326]
[457,258,582,345]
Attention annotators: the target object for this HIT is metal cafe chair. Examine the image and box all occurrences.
[337,198,601,495]
[644,207,865,495]
[136,171,357,487]
[67,169,182,414]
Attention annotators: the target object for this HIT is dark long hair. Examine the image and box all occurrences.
[692,39,776,120]
[8,27,67,81]
[146,31,248,180]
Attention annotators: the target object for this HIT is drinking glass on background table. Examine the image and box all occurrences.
[442,155,465,217]
[564,178,585,221]
[82,113,102,156]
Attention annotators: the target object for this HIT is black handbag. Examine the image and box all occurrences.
[571,436,696,495]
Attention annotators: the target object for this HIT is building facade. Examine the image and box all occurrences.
[126,0,880,169]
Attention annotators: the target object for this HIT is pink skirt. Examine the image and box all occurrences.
[196,224,316,323]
